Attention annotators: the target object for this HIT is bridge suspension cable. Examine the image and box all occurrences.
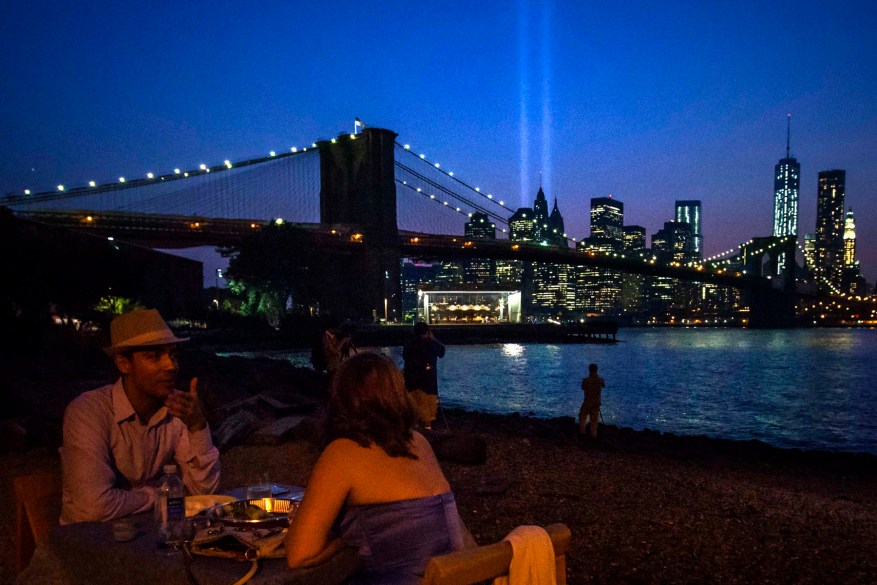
[2,148,321,223]
[394,143,513,237]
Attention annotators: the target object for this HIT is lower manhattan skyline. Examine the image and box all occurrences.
[2,1,875,283]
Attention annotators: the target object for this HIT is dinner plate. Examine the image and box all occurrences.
[185,494,236,517]
[208,497,301,529]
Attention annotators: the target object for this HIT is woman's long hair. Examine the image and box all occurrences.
[327,352,418,458]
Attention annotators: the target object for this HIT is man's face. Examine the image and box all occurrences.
[115,345,180,403]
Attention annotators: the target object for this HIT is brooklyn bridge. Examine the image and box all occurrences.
[3,127,806,327]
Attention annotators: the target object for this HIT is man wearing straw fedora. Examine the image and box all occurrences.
[60,309,220,524]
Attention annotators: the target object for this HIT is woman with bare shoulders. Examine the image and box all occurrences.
[286,352,466,584]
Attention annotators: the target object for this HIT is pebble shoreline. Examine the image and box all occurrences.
[2,345,876,584]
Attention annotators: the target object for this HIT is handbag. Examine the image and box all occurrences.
[189,524,287,560]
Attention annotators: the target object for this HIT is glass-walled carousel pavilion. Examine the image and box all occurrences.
[416,286,522,325]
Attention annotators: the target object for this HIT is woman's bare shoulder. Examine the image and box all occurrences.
[322,437,367,457]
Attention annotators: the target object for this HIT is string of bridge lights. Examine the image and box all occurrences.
[395,142,513,230]
[395,178,505,230]
[697,236,869,299]
[395,142,593,245]
[13,138,335,197]
[789,240,851,297]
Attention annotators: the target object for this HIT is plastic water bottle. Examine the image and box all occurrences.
[155,464,186,548]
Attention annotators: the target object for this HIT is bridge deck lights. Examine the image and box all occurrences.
[57,185,64,191]
[119,177,125,183]
[147,172,154,179]
[88,181,96,187]
[24,189,31,195]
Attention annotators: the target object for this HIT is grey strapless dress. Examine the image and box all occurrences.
[339,492,465,585]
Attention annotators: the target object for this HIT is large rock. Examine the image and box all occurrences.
[213,411,261,450]
[251,415,309,445]
[425,430,487,465]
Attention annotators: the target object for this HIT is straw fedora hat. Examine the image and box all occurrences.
[104,309,189,355]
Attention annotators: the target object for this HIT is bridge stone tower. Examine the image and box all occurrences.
[741,236,797,328]
[318,128,402,321]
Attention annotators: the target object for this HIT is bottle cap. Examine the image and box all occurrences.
[163,464,178,475]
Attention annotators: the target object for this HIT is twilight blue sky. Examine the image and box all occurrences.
[2,0,876,283]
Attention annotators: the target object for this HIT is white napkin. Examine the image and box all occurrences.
[493,525,557,585]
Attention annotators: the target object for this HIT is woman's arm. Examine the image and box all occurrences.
[285,440,354,568]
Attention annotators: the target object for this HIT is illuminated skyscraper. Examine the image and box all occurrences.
[815,170,846,292]
[465,212,496,240]
[548,199,567,246]
[773,115,800,238]
[803,232,817,273]
[589,197,623,243]
[675,200,702,258]
[843,208,856,267]
[842,208,862,294]
[649,221,691,317]
[621,225,647,315]
[463,212,496,285]
[509,207,537,242]
[507,207,536,299]
[533,187,550,243]
[530,192,569,315]
[577,197,624,315]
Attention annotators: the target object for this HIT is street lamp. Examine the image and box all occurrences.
[215,268,223,308]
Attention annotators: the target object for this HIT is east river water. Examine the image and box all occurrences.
[224,328,877,456]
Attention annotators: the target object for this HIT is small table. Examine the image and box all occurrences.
[17,485,358,585]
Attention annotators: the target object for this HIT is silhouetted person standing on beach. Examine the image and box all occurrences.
[403,322,445,430]
[580,363,605,439]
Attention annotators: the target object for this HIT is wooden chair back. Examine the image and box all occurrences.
[423,522,571,585]
[14,470,62,573]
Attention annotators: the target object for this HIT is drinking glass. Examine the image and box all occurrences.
[246,472,271,500]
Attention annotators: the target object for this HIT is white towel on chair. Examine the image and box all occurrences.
[493,525,557,585]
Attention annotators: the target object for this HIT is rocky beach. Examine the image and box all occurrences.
[2,333,876,584]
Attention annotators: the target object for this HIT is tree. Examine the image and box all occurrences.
[225,223,324,327]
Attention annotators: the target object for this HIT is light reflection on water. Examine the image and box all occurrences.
[223,329,877,455]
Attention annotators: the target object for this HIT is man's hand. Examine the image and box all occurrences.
[166,377,207,432]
